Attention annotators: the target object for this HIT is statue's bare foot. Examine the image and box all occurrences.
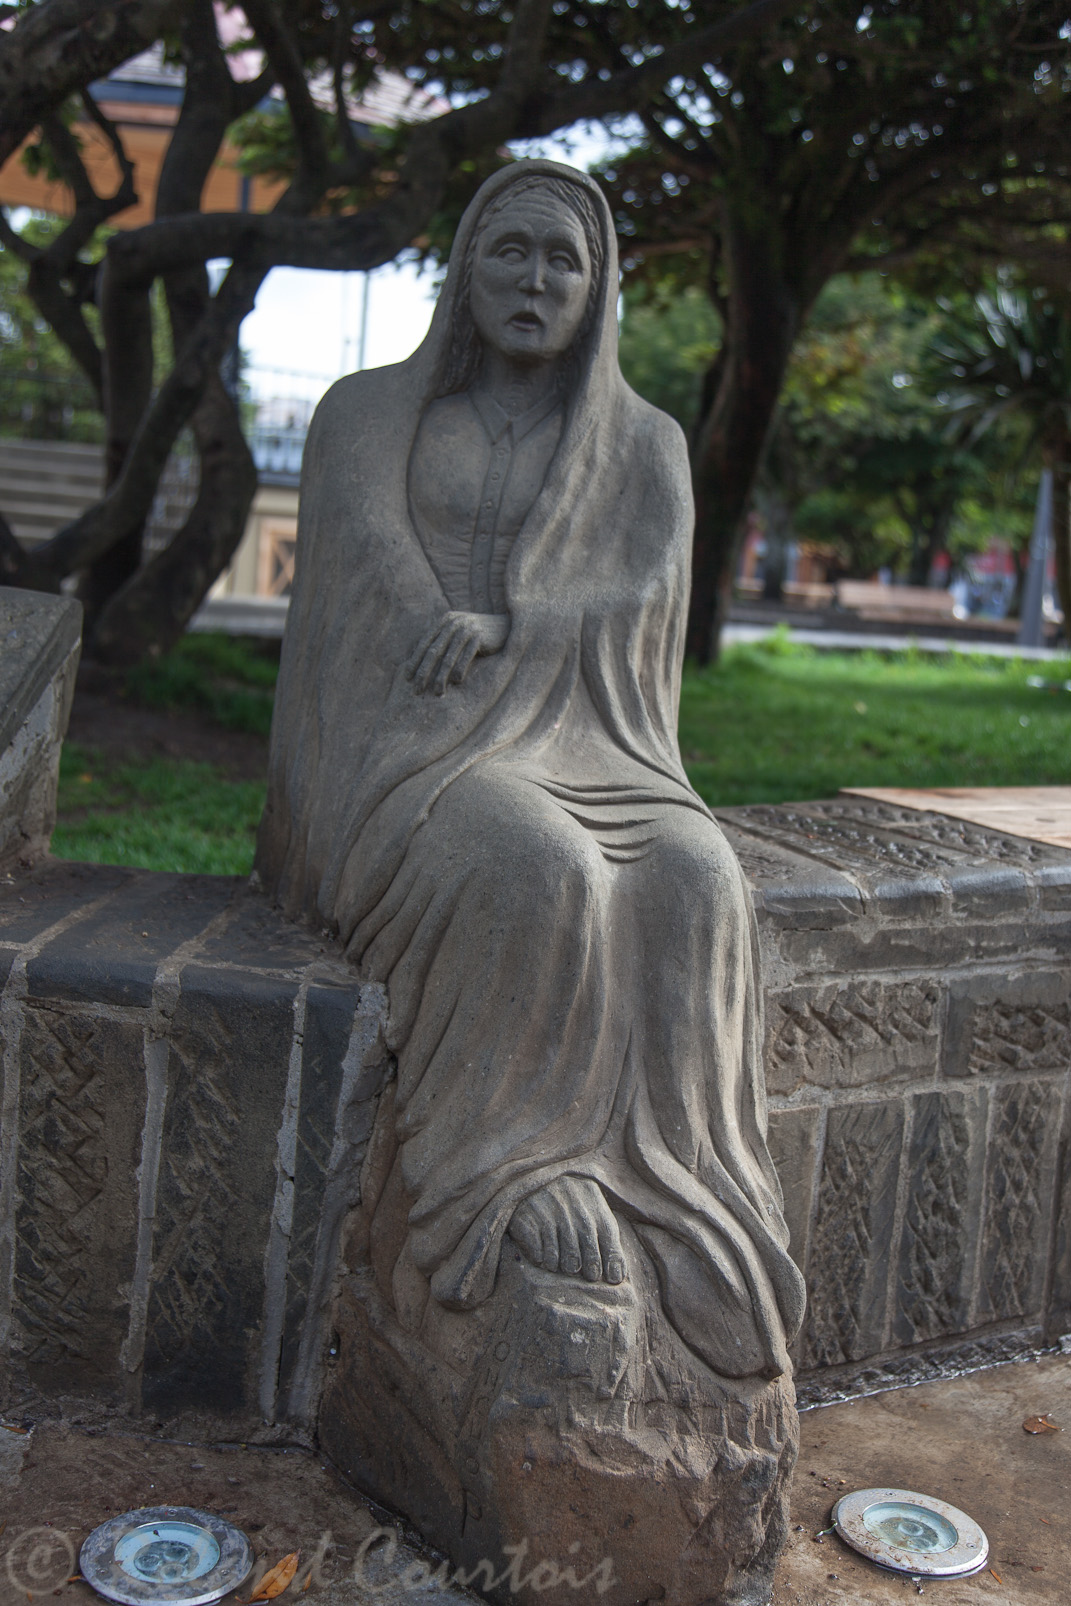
[508,1176,626,1284]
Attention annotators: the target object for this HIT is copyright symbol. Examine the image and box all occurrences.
[4,1528,76,1593]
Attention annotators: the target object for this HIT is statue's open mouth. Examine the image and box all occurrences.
[509,311,543,330]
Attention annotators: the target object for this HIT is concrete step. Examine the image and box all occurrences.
[0,440,105,551]
[0,460,103,493]
[0,437,104,462]
[0,487,100,515]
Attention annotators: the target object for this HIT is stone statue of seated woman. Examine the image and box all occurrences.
[257,160,805,1606]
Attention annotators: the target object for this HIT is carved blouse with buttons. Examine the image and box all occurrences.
[407,387,562,616]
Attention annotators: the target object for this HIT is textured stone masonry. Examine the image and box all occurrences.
[0,867,391,1424]
[720,797,1071,1404]
[0,792,1068,1424]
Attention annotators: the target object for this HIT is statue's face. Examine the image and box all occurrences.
[469,190,593,365]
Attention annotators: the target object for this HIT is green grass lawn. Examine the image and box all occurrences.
[680,635,1071,808]
[52,633,1071,877]
[53,745,266,875]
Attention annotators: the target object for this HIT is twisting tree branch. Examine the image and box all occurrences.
[241,0,332,204]
[0,0,181,168]
[332,1,365,174]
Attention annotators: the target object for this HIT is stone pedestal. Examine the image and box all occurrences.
[322,1248,796,1606]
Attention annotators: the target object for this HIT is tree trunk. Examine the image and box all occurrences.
[78,278,156,625]
[84,0,256,661]
[1052,457,1071,645]
[907,508,952,589]
[89,372,257,664]
[686,204,805,663]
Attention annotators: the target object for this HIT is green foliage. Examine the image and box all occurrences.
[591,2,1071,296]
[776,276,985,578]
[0,215,102,441]
[926,278,1071,619]
[53,743,265,876]
[680,642,1071,807]
[617,282,719,435]
[617,270,1013,580]
[123,632,280,737]
[928,281,1071,460]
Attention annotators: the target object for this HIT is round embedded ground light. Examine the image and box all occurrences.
[834,1483,995,1573]
[831,1487,989,1578]
[80,1507,254,1606]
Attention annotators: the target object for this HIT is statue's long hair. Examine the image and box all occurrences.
[437,173,606,398]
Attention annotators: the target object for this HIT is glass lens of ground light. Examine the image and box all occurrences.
[861,1501,958,1556]
[114,1524,221,1583]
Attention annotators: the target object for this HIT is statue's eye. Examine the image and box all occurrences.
[496,243,525,262]
[551,251,580,271]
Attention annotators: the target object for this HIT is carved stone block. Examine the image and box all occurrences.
[142,965,297,1412]
[0,861,131,949]
[944,970,1071,1079]
[13,1005,144,1388]
[765,979,940,1094]
[1048,1117,1071,1341]
[893,1088,987,1347]
[765,1106,818,1273]
[801,1099,904,1368]
[977,1078,1062,1323]
[26,872,232,1007]
[277,978,362,1398]
[324,1249,797,1606]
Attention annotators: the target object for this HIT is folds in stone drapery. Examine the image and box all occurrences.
[259,159,805,1605]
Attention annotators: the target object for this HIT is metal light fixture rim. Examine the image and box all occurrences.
[831,1485,990,1579]
[79,1504,254,1606]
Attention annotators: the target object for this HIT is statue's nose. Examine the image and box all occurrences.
[518,253,547,292]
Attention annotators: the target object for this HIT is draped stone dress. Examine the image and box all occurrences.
[257,163,805,1439]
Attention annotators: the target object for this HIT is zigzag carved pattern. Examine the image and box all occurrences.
[982,1081,1051,1320]
[803,1103,903,1369]
[146,1026,242,1362]
[770,981,937,1085]
[898,1097,970,1343]
[967,1000,1071,1076]
[14,1010,116,1363]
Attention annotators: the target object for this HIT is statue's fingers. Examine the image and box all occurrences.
[507,1203,543,1267]
[449,635,481,685]
[434,631,469,695]
[405,624,442,682]
[413,623,457,693]
[410,638,441,692]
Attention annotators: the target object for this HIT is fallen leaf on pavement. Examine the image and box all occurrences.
[1022,1415,1060,1434]
[989,1569,1002,1583]
[248,1554,299,1601]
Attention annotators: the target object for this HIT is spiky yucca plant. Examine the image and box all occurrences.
[929,284,1071,632]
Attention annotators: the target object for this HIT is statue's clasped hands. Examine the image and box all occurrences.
[406,611,510,695]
